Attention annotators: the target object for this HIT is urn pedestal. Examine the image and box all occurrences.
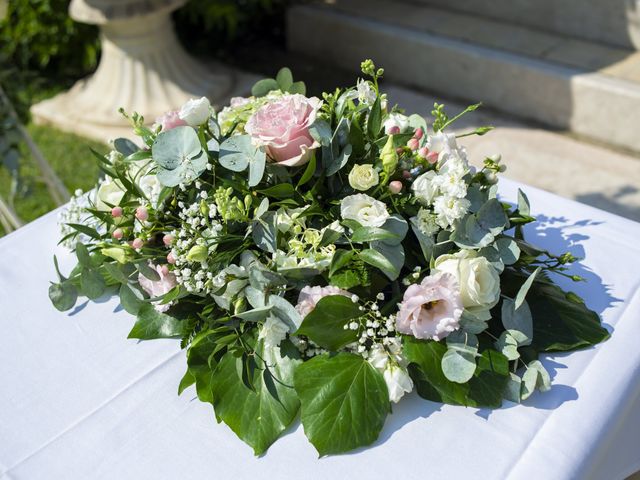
[31,0,257,143]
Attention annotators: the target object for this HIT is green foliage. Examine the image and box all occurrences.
[127,304,188,340]
[295,295,362,351]
[294,353,389,456]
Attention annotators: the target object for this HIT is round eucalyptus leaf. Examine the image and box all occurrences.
[152,126,202,170]
[441,348,477,383]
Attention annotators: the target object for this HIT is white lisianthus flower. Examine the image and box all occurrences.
[258,316,289,348]
[433,250,501,320]
[341,193,390,228]
[433,196,470,228]
[383,112,409,134]
[412,170,438,205]
[414,208,439,236]
[179,96,211,126]
[348,164,379,191]
[95,178,125,211]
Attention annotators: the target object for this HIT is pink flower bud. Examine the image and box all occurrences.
[402,170,412,179]
[389,180,403,194]
[413,127,424,140]
[418,146,429,158]
[112,228,123,240]
[132,238,144,249]
[135,206,148,222]
[167,252,176,264]
[163,234,174,246]
[407,138,419,151]
[386,125,401,135]
[160,265,170,276]
[426,151,439,164]
[111,206,123,218]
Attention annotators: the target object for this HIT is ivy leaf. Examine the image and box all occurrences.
[119,283,144,315]
[294,353,389,456]
[295,295,361,351]
[127,304,186,340]
[211,343,301,455]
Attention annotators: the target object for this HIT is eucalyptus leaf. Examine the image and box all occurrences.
[248,147,266,187]
[521,360,551,400]
[252,211,278,253]
[515,267,541,310]
[219,134,253,172]
[119,283,145,315]
[276,67,293,91]
[268,295,303,332]
[251,78,280,97]
[517,188,531,216]
[49,282,78,312]
[80,267,106,300]
[308,119,332,147]
[501,298,533,345]
[495,237,520,265]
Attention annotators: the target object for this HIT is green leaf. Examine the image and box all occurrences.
[258,183,295,199]
[308,120,332,147]
[80,267,106,300]
[329,249,354,276]
[527,279,610,351]
[119,283,144,315]
[295,295,361,350]
[288,81,306,95]
[152,126,202,170]
[515,267,540,310]
[186,330,222,404]
[114,137,139,156]
[49,282,78,311]
[251,78,280,97]
[137,261,160,281]
[297,153,317,187]
[363,242,404,280]
[410,218,435,262]
[252,211,278,253]
[359,248,397,278]
[442,331,478,383]
[103,262,129,284]
[248,148,266,187]
[127,304,186,340]
[211,343,301,455]
[367,97,382,139]
[517,188,531,217]
[178,369,195,395]
[521,360,551,400]
[350,225,400,243]
[294,353,389,455]
[75,242,92,268]
[276,67,293,91]
[219,134,252,172]
[66,223,101,239]
[501,298,533,345]
[495,237,520,265]
[325,144,352,177]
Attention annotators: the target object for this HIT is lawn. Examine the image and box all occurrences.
[0,123,107,236]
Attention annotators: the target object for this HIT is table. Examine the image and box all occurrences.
[1,178,639,480]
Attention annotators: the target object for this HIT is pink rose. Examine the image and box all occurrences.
[138,263,177,313]
[396,272,463,340]
[245,94,322,167]
[295,285,351,318]
[156,110,186,131]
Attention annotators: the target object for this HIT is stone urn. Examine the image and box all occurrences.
[31,0,256,142]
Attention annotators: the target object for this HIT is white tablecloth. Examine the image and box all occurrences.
[1,178,639,480]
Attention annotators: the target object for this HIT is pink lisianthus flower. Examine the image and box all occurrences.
[295,285,351,318]
[138,263,177,313]
[245,94,322,167]
[396,272,463,340]
[156,110,186,131]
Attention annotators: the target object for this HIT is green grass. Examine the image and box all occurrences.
[0,123,108,236]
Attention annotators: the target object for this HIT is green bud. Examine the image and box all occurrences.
[186,245,208,263]
[244,194,252,212]
[380,135,398,174]
[101,246,131,264]
[200,199,209,217]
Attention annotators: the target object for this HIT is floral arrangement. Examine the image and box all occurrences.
[49,61,609,456]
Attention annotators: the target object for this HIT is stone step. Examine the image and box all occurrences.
[413,0,640,50]
[287,0,640,153]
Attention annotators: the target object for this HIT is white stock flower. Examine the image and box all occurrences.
[348,164,379,191]
[258,316,289,348]
[433,163,467,199]
[412,170,438,205]
[426,130,458,158]
[356,78,377,105]
[433,196,470,228]
[383,113,409,134]
[179,96,211,126]
[367,346,413,403]
[95,178,125,211]
[414,208,439,236]
[433,250,501,319]
[341,194,390,228]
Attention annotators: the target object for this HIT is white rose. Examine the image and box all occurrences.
[341,193,390,228]
[433,250,500,319]
[348,164,379,191]
[383,113,409,134]
[138,174,162,206]
[95,178,125,211]
[179,96,211,126]
[412,170,438,205]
